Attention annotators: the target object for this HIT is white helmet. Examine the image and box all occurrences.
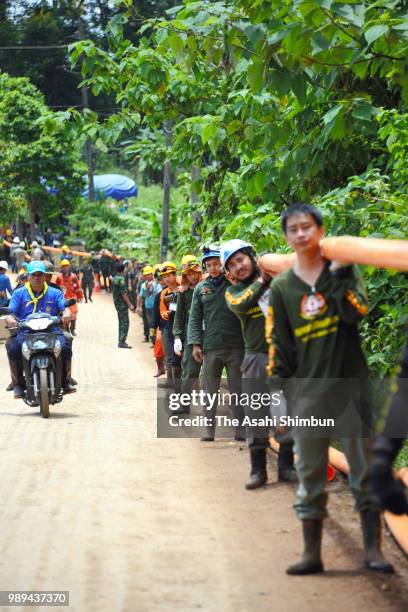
[220,239,254,269]
[31,240,39,247]
[12,236,20,243]
[0,260,8,270]
[19,241,25,248]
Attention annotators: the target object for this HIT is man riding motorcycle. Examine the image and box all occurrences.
[4,261,76,398]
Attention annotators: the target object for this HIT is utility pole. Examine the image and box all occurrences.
[160,120,173,261]
[191,165,201,242]
[77,0,95,202]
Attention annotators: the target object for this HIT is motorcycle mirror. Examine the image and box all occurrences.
[0,307,12,316]
[64,298,76,307]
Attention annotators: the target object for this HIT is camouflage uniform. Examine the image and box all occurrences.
[112,274,129,344]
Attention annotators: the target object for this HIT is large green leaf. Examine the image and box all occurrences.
[247,62,264,92]
[364,24,389,45]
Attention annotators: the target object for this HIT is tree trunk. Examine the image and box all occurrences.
[191,165,200,205]
[29,201,37,241]
[160,120,173,262]
[191,166,202,241]
[78,1,95,202]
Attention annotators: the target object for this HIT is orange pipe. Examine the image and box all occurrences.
[328,447,408,556]
[321,236,408,272]
[271,437,408,554]
[269,438,337,482]
[3,239,91,258]
[384,512,408,554]
[398,467,408,488]
[328,447,350,474]
[258,236,408,276]
[258,253,296,276]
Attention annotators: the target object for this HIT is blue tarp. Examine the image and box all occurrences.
[82,174,138,200]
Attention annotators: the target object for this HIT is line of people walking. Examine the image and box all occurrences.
[130,202,407,577]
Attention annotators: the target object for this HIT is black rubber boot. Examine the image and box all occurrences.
[287,519,324,575]
[200,433,214,441]
[278,440,297,482]
[70,320,77,336]
[10,361,24,399]
[360,510,394,573]
[245,448,268,490]
[157,367,174,388]
[173,366,182,394]
[63,361,77,394]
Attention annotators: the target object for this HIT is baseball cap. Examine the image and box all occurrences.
[0,260,8,270]
[27,261,46,274]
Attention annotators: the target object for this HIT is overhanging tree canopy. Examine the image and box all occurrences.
[0,73,85,237]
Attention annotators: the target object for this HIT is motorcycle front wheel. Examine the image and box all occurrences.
[39,369,50,418]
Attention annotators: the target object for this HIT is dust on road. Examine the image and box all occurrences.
[0,291,407,612]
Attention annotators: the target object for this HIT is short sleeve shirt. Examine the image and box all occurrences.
[112,275,127,308]
[9,284,65,319]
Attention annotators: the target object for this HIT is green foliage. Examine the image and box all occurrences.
[0,73,84,229]
[68,184,186,261]
[69,0,408,387]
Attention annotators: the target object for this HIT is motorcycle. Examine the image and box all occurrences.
[0,298,75,418]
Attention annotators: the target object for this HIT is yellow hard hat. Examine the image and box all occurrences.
[153,263,162,273]
[184,258,201,272]
[159,261,177,276]
[142,265,154,275]
[6,229,12,236]
[62,245,69,252]
[60,259,70,267]
[181,254,197,268]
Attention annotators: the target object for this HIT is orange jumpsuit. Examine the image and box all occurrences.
[56,272,83,320]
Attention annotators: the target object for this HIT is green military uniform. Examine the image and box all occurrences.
[268,262,375,519]
[188,274,245,438]
[226,277,295,475]
[112,274,130,344]
[125,267,137,307]
[226,278,269,444]
[225,279,268,353]
[173,287,201,394]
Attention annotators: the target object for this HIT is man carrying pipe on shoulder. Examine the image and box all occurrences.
[222,239,296,489]
[267,202,393,575]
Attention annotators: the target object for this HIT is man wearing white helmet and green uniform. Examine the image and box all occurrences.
[222,239,295,489]
[188,246,245,441]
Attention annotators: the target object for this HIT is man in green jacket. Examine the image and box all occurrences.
[188,246,245,441]
[173,257,203,414]
[222,239,295,489]
[268,202,393,575]
[112,262,136,348]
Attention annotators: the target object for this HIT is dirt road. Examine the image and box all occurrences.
[0,291,407,612]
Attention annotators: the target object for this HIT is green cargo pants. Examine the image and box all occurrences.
[202,347,245,438]
[293,436,375,520]
[181,343,201,393]
[116,306,129,344]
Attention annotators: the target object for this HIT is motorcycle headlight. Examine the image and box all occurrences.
[22,341,31,360]
[53,338,62,358]
[32,340,47,351]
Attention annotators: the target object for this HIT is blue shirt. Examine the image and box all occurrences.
[140,281,155,309]
[10,284,66,320]
[0,274,13,297]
